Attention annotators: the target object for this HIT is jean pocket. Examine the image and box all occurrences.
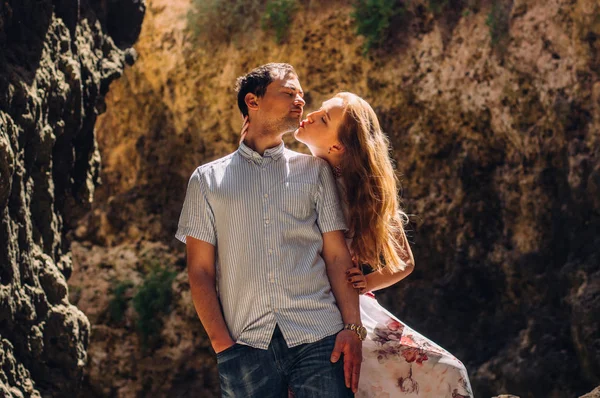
[216,343,242,362]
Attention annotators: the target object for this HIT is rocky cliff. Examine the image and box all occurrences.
[0,0,144,396]
[48,0,600,396]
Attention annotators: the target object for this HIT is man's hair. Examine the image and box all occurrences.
[235,63,297,117]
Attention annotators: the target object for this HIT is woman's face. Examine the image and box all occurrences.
[294,97,345,152]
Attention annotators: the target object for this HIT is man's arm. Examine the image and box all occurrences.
[322,230,361,324]
[322,230,362,393]
[186,236,234,354]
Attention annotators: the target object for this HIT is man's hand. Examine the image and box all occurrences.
[330,329,362,393]
[212,337,236,354]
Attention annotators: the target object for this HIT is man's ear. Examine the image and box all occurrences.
[245,93,259,111]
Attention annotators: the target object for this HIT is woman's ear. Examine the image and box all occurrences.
[245,93,259,111]
[332,144,345,154]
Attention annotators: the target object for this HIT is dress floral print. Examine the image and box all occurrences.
[358,293,473,398]
[335,179,472,397]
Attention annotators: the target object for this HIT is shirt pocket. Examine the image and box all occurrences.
[277,182,316,221]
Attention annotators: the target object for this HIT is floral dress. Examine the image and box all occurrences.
[336,178,473,397]
[357,292,473,397]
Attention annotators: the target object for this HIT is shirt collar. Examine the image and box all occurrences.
[238,141,285,163]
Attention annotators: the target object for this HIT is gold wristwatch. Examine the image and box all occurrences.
[344,323,367,341]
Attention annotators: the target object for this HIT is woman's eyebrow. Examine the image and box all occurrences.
[320,108,331,120]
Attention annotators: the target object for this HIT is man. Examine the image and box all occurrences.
[176,63,364,397]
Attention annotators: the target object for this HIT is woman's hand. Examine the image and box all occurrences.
[346,267,367,294]
[240,115,249,144]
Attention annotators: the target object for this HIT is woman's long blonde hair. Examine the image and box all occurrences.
[336,92,409,273]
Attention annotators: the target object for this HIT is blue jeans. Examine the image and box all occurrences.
[216,325,353,397]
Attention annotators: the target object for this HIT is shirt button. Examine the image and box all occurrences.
[268,249,273,254]
[265,219,270,225]
[264,193,268,198]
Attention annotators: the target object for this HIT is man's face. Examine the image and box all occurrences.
[256,73,305,134]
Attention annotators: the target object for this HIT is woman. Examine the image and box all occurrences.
[242,92,473,398]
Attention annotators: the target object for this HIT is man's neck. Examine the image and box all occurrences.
[243,125,284,155]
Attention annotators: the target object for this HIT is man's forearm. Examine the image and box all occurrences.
[188,268,233,347]
[326,255,361,325]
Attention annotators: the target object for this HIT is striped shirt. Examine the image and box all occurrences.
[175,141,348,349]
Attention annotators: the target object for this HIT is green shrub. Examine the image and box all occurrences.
[486,2,511,52]
[352,0,406,54]
[187,0,264,44]
[132,264,177,347]
[261,0,298,44]
[108,280,134,324]
[428,0,449,15]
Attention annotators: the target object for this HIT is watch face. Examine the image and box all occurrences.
[359,327,367,339]
[346,324,367,340]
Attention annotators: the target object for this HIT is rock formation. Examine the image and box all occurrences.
[73,0,599,396]
[0,0,144,396]
[1,0,596,396]
[582,386,600,398]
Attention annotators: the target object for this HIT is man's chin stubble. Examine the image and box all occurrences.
[261,119,300,137]
[281,119,301,135]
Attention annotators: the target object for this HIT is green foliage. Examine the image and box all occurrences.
[486,2,511,52]
[108,280,134,324]
[132,264,177,347]
[428,0,449,15]
[352,0,406,54]
[187,0,264,44]
[261,0,298,44]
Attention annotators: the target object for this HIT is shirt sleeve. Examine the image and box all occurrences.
[315,163,348,234]
[175,168,217,245]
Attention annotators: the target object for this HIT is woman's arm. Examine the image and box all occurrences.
[368,225,415,291]
[347,227,415,293]
[365,261,414,292]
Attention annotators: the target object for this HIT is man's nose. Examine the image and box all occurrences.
[294,95,305,107]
